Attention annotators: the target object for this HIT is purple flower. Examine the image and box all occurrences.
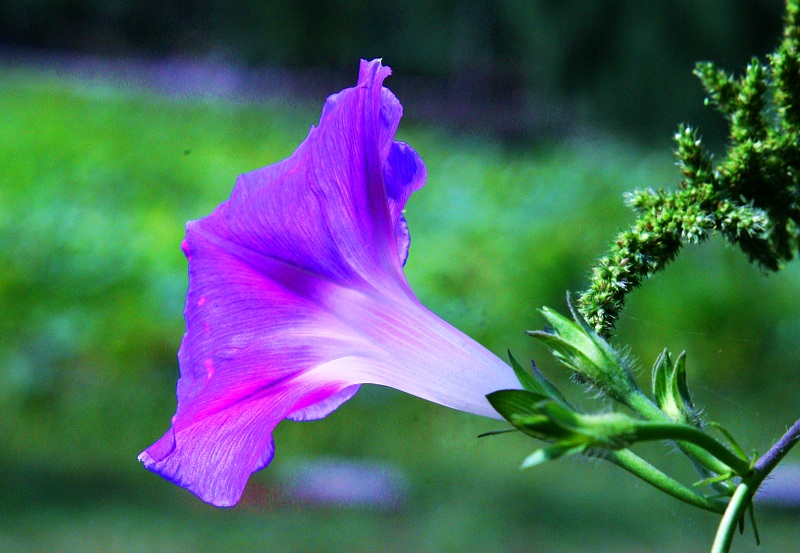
[139,59,519,507]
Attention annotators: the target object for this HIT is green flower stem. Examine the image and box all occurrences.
[710,483,753,553]
[606,449,727,514]
[630,422,752,477]
[677,444,734,486]
[627,391,740,477]
[711,416,800,553]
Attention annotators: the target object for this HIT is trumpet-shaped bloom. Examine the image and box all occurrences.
[139,59,520,507]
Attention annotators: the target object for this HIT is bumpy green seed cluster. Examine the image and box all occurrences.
[580,1,800,335]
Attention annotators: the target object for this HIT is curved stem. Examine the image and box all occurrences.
[711,417,800,553]
[711,482,753,553]
[632,422,752,476]
[627,391,738,476]
[753,417,800,475]
[606,449,726,514]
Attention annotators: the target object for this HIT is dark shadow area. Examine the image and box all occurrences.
[0,0,785,145]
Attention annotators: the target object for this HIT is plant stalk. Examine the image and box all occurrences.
[711,416,800,553]
[627,391,738,476]
[606,449,726,514]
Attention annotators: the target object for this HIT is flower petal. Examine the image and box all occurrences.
[207,60,414,294]
[286,384,361,422]
[140,59,519,507]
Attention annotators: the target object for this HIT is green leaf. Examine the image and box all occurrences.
[540,401,582,431]
[567,296,626,371]
[653,349,702,426]
[566,292,595,335]
[507,350,572,408]
[694,472,735,488]
[508,350,544,394]
[530,359,571,407]
[708,422,749,462]
[527,331,604,382]
[651,349,671,409]
[671,351,695,413]
[537,307,598,358]
[520,443,588,469]
[486,389,548,422]
[749,503,761,545]
[528,305,640,404]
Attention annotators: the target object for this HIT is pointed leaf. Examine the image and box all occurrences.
[566,292,595,335]
[748,503,760,545]
[651,349,671,410]
[540,401,583,431]
[507,412,574,442]
[671,351,695,411]
[529,307,640,404]
[520,443,588,469]
[530,359,572,407]
[477,428,518,438]
[537,307,597,356]
[566,296,628,375]
[694,472,735,488]
[508,350,545,395]
[527,332,601,378]
[708,422,749,462]
[486,389,548,422]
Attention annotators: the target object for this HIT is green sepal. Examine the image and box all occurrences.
[528,329,597,374]
[487,390,585,444]
[530,359,571,407]
[486,389,548,423]
[708,422,749,462]
[510,413,573,442]
[652,349,701,426]
[527,305,640,405]
[507,403,584,442]
[505,402,637,449]
[537,401,581,430]
[508,350,543,394]
[507,350,571,407]
[536,306,601,361]
[520,443,589,469]
[566,294,598,337]
[749,503,761,545]
[694,472,735,488]
[651,349,671,409]
[671,352,697,419]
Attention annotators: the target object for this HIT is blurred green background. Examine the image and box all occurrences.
[2,1,800,552]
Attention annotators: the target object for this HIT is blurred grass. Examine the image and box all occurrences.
[1,65,799,552]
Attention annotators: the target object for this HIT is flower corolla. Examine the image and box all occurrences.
[140,59,519,506]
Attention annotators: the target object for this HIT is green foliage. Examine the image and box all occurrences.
[651,350,701,427]
[498,303,760,519]
[3,56,800,551]
[527,305,641,406]
[580,3,800,335]
[506,4,800,549]
[507,351,569,407]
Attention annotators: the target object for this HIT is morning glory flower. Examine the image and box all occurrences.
[139,59,520,507]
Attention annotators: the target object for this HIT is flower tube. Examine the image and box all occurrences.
[140,59,520,507]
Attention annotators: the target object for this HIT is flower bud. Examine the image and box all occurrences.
[527,305,641,406]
